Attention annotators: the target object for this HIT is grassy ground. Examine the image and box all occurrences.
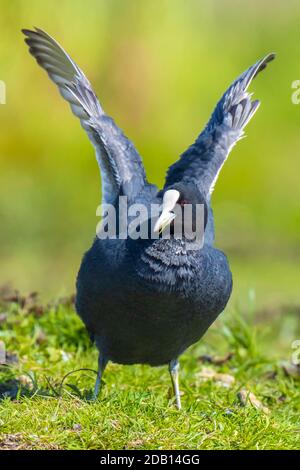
[0,290,299,450]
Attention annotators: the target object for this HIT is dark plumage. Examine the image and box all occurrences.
[22,27,275,408]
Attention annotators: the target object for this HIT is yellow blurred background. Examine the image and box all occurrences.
[0,0,299,309]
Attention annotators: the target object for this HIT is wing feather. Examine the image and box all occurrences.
[23,27,146,204]
[164,53,275,197]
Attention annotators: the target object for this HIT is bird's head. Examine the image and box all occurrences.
[154,182,208,241]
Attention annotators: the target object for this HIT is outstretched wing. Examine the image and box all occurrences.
[164,53,275,197]
[22,27,147,204]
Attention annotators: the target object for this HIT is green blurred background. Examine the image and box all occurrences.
[0,0,299,311]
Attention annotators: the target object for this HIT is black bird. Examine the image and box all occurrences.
[23,28,274,409]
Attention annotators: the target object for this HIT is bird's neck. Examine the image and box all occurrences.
[129,238,201,291]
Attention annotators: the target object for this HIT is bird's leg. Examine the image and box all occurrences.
[93,353,108,401]
[169,358,182,410]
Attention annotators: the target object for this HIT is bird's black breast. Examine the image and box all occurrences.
[76,237,232,366]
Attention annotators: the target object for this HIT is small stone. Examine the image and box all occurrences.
[36,329,47,345]
[0,313,8,324]
[199,352,234,365]
[238,389,270,414]
[18,375,34,389]
[72,423,82,432]
[215,373,235,388]
[197,367,235,388]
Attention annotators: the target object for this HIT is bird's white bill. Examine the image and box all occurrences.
[154,210,176,234]
[154,189,180,233]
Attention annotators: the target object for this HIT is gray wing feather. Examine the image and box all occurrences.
[22,27,146,204]
[164,53,275,197]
